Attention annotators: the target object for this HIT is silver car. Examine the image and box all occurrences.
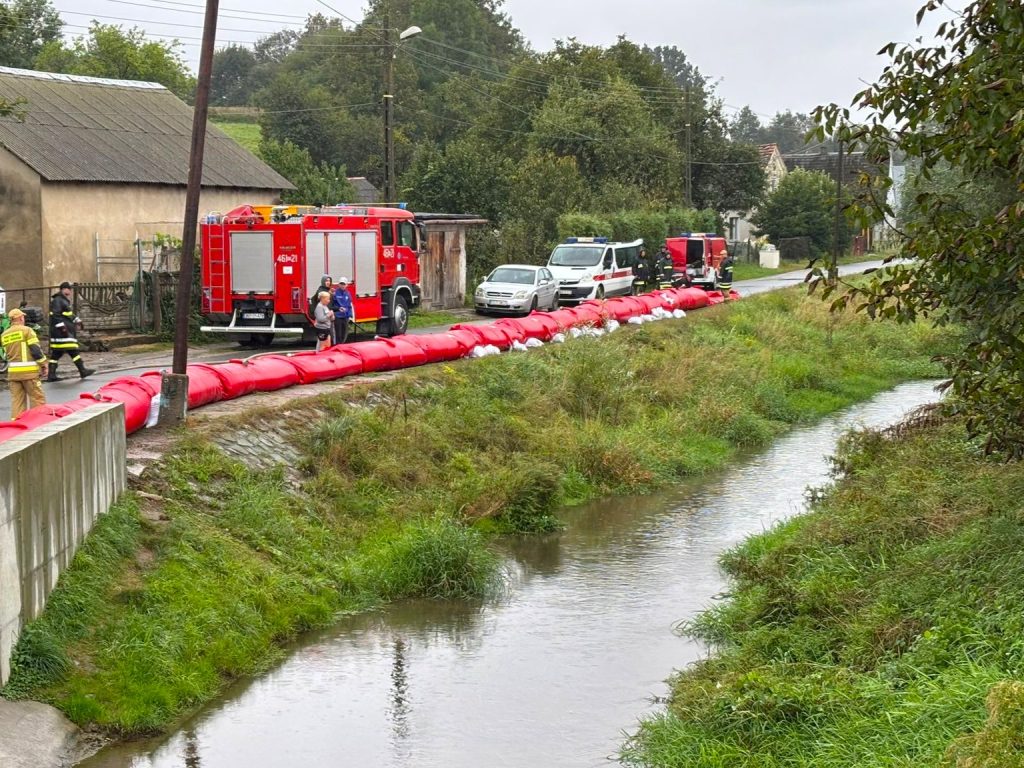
[474,264,559,316]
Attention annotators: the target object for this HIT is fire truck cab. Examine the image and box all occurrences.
[665,232,728,290]
[200,205,422,345]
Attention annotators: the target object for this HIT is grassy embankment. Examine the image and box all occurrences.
[622,420,1024,767]
[211,118,261,155]
[1,288,948,735]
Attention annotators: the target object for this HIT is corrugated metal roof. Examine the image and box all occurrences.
[0,66,293,189]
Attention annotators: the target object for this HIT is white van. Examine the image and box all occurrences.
[546,237,643,304]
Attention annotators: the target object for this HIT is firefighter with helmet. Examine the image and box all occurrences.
[2,307,47,418]
[656,246,674,289]
[634,247,651,293]
[718,253,735,298]
[48,282,95,380]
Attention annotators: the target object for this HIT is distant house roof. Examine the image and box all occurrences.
[783,150,885,186]
[758,143,780,166]
[346,176,380,205]
[0,66,293,189]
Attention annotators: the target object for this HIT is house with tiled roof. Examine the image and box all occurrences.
[0,66,293,288]
[725,143,787,243]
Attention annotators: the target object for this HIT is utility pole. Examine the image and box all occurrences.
[684,86,692,208]
[382,0,395,206]
[160,0,218,424]
[831,139,844,289]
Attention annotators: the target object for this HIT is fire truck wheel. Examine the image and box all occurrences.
[390,295,410,336]
[253,333,274,348]
[595,285,605,300]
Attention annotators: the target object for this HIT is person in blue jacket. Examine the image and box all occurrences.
[332,277,355,344]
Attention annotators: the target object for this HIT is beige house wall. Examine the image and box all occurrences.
[39,184,281,285]
[0,149,43,289]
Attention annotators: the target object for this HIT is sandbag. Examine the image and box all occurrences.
[185,364,226,408]
[285,348,364,383]
[391,333,468,364]
[246,355,301,391]
[448,323,513,350]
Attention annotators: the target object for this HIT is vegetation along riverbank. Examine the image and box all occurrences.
[0,288,946,736]
[622,416,1024,767]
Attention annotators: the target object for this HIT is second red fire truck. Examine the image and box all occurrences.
[200,204,422,345]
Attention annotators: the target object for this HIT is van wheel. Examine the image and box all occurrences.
[389,295,410,336]
[596,285,605,300]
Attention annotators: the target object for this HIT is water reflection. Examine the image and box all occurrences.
[79,381,941,768]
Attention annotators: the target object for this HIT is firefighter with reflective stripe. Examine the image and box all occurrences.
[48,281,95,380]
[656,246,674,289]
[634,247,651,292]
[718,254,735,298]
[3,307,46,418]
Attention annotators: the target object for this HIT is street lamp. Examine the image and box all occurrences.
[383,25,421,205]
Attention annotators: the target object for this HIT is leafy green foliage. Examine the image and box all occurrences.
[752,169,845,255]
[259,138,356,206]
[623,420,1024,767]
[0,0,61,69]
[815,0,1024,456]
[35,23,195,100]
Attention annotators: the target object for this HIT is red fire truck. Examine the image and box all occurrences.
[200,204,422,345]
[665,232,728,290]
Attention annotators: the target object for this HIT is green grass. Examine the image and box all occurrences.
[407,309,464,329]
[1,287,950,735]
[733,252,876,282]
[621,421,1024,767]
[212,120,262,155]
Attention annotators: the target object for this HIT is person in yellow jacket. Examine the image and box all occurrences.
[2,307,47,418]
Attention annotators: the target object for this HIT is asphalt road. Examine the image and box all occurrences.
[0,259,892,415]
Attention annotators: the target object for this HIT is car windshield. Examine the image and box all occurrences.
[488,267,536,285]
[548,245,602,267]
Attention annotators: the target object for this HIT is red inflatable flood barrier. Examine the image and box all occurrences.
[544,308,581,330]
[378,337,429,368]
[446,328,483,351]
[397,332,472,363]
[346,339,400,372]
[95,376,157,434]
[493,319,528,344]
[246,355,301,391]
[512,313,558,341]
[185,364,226,409]
[284,348,363,383]
[603,297,644,322]
[0,421,30,444]
[12,406,61,430]
[206,360,258,400]
[448,323,513,349]
[674,287,711,310]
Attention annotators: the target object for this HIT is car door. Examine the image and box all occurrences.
[538,268,556,305]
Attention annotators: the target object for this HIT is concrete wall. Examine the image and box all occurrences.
[39,184,282,286]
[0,403,126,685]
[0,149,43,289]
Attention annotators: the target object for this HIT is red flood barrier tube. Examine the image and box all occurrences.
[569,303,605,325]
[511,314,556,341]
[636,294,664,313]
[448,323,513,350]
[544,308,581,330]
[674,287,711,310]
[705,290,726,306]
[493,319,529,344]
[603,298,641,322]
[446,328,481,353]
[95,377,157,435]
[346,339,400,372]
[0,421,30,443]
[185,364,225,408]
[207,360,258,400]
[527,312,560,340]
[378,337,429,368]
[285,348,364,383]
[12,406,61,430]
[245,355,301,391]
[397,333,472,363]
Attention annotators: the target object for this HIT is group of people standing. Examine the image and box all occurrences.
[633,246,734,295]
[311,275,355,352]
[3,281,96,419]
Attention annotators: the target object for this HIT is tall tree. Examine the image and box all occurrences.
[0,0,61,69]
[751,169,838,254]
[211,45,258,107]
[816,0,1024,455]
[728,106,762,144]
[35,24,195,100]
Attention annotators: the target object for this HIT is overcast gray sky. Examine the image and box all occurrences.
[60,0,939,119]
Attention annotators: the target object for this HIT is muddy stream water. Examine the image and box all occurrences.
[80,381,941,768]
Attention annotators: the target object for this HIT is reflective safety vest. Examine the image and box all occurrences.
[2,324,46,381]
[49,292,80,350]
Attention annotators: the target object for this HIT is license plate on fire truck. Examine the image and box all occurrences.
[242,312,265,320]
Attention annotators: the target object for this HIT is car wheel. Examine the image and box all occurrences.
[524,296,538,316]
[549,293,559,311]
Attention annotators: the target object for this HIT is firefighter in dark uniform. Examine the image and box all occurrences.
[634,247,651,293]
[48,282,95,380]
[656,246,674,289]
[718,254,735,298]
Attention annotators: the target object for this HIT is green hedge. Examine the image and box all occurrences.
[556,207,721,249]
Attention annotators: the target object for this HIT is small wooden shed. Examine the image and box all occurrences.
[415,213,489,310]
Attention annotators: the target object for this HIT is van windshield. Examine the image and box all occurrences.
[548,245,603,267]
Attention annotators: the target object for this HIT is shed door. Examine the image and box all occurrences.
[425,230,445,308]
[230,232,273,293]
[444,229,463,307]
